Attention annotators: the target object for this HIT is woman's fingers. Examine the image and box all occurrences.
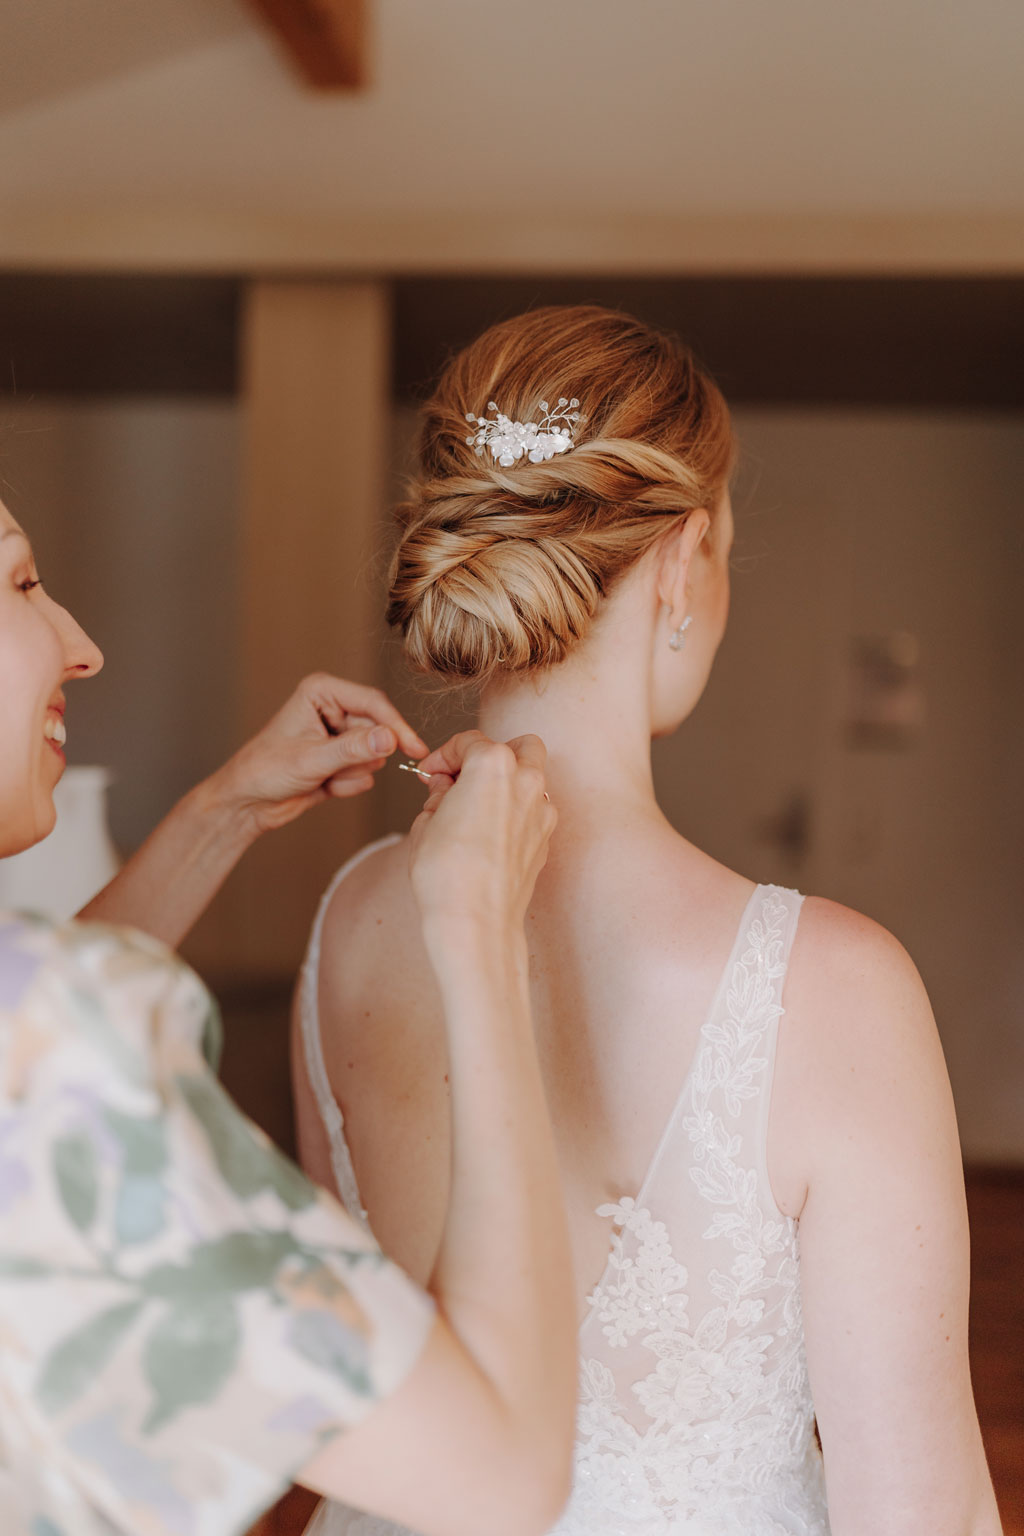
[504,734,548,772]
[302,674,427,760]
[504,735,550,805]
[407,731,556,940]
[414,774,456,818]
[406,776,456,862]
[420,777,453,818]
[314,723,397,775]
[212,676,427,834]
[414,731,546,785]
[325,771,380,799]
[413,730,488,780]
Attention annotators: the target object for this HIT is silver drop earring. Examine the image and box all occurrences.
[668,615,693,652]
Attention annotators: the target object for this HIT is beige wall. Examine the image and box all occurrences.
[658,411,1024,1163]
[2,396,1021,1159]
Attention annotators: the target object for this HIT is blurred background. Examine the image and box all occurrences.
[0,2,1021,1529]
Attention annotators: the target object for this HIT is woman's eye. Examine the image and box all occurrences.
[18,578,41,593]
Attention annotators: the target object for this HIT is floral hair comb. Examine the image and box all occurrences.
[465,397,582,467]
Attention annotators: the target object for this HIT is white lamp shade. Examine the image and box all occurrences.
[0,766,120,920]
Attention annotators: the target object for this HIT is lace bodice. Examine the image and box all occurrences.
[299,845,830,1536]
[566,887,827,1536]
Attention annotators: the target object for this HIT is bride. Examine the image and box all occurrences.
[294,305,1001,1535]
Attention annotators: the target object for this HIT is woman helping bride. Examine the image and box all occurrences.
[294,305,1000,1536]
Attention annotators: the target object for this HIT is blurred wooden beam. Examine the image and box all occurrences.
[246,0,367,89]
[183,279,391,982]
[230,279,389,978]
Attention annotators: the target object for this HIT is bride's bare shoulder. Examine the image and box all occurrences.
[293,835,433,1190]
[784,894,946,1075]
[767,896,957,1218]
[318,834,421,972]
[326,833,410,905]
[790,894,924,1005]
[784,897,949,1131]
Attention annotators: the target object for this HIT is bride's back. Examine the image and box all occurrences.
[301,810,758,1310]
[296,806,834,1535]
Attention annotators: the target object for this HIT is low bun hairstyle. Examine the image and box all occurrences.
[387,305,734,683]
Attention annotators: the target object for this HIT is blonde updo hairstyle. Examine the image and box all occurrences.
[387,305,734,683]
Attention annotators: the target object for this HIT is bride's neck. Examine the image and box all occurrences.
[477,633,659,817]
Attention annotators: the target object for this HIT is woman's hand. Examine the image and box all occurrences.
[408,730,557,947]
[80,676,427,947]
[210,674,428,837]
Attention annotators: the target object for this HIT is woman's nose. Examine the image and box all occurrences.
[51,597,104,678]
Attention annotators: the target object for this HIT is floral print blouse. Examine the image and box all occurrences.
[0,912,434,1536]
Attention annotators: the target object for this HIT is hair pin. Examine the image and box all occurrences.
[399,760,433,782]
[401,757,550,803]
[465,397,582,467]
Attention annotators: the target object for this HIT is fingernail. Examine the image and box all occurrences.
[370,727,395,753]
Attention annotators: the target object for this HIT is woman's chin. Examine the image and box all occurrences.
[20,796,58,856]
[1,828,49,859]
[1,785,48,854]
[0,766,60,858]
[36,792,58,839]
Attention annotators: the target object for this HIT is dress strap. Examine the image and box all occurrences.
[749,884,804,1216]
[298,834,402,1228]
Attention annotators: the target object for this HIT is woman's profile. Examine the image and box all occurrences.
[295,304,1001,1535]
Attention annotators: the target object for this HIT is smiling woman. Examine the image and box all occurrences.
[0,493,578,1536]
[0,510,104,855]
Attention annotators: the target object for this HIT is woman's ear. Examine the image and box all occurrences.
[655,510,711,624]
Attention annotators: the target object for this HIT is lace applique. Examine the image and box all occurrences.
[555,890,829,1536]
[589,1199,691,1348]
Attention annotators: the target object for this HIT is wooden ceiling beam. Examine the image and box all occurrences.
[246,0,368,90]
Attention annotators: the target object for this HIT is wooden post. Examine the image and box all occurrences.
[245,0,369,90]
[189,280,391,981]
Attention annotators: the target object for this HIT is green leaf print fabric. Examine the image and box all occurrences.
[0,913,434,1536]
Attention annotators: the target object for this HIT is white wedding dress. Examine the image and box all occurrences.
[299,838,831,1536]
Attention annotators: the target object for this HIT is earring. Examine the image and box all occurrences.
[668,615,693,652]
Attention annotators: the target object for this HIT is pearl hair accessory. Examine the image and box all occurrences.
[465,398,582,467]
[668,615,693,652]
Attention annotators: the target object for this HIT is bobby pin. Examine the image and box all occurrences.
[398,760,433,782]
[400,757,551,803]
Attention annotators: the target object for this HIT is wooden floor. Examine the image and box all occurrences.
[967,1170,1024,1534]
[245,1169,1024,1536]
